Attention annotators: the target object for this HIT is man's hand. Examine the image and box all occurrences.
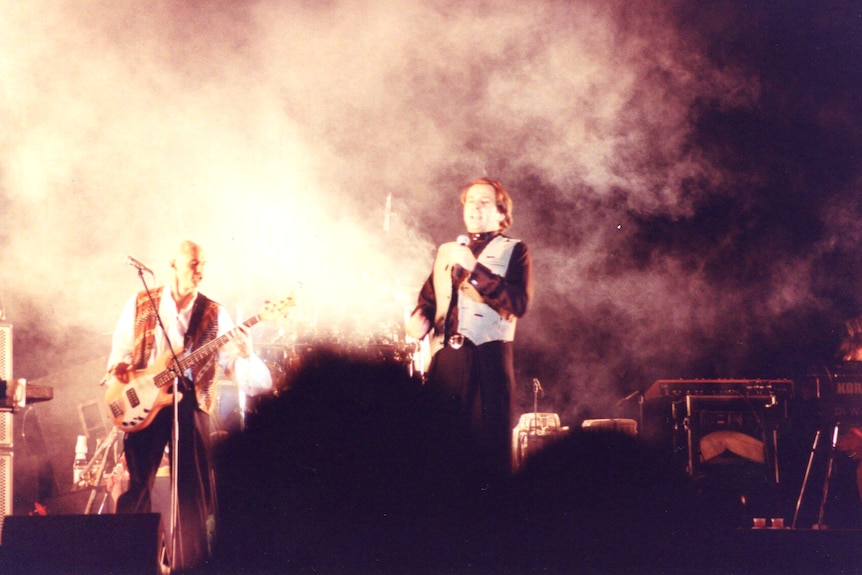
[111,362,132,384]
[228,324,253,359]
[406,308,431,340]
[446,243,477,274]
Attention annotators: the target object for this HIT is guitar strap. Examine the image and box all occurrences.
[133,287,163,370]
[172,294,205,395]
[183,294,220,413]
[184,293,208,350]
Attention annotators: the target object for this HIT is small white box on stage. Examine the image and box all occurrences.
[512,412,569,470]
[581,418,639,436]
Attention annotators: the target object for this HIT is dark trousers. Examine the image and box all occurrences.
[426,340,515,484]
[116,395,216,570]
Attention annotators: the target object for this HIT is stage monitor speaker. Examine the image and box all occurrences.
[0,513,164,575]
[0,324,9,383]
[0,413,11,450]
[683,395,780,479]
[0,453,10,542]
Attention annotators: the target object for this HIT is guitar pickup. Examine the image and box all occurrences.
[109,402,123,418]
[126,388,140,408]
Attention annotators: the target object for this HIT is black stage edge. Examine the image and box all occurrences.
[0,515,858,574]
[720,528,862,574]
[0,513,164,575]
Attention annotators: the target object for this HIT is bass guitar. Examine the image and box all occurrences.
[104,296,294,432]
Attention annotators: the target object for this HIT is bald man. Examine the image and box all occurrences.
[106,240,272,570]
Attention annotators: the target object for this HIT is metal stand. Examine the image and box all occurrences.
[74,426,123,515]
[792,422,841,529]
[132,266,186,571]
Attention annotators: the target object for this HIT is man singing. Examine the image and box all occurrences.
[407,177,533,485]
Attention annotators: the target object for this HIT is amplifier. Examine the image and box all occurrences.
[0,451,12,542]
[0,324,10,383]
[801,364,862,423]
[681,394,786,478]
[698,408,763,433]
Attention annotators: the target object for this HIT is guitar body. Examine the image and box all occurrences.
[104,349,184,433]
[103,294,295,432]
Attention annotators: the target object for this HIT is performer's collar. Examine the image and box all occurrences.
[469,231,499,244]
[172,288,198,312]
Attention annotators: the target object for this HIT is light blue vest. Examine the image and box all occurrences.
[430,235,520,355]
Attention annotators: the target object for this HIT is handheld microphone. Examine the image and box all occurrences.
[452,235,470,281]
[127,256,154,276]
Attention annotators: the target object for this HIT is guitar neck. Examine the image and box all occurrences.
[177,315,261,373]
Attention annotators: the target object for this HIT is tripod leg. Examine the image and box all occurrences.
[82,427,124,515]
[816,423,842,529]
[792,429,822,529]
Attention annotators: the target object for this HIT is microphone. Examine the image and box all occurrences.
[127,256,154,276]
[532,378,544,396]
[452,235,470,281]
[614,389,641,407]
[531,378,544,414]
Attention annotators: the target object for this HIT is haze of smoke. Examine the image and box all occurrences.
[2,0,859,427]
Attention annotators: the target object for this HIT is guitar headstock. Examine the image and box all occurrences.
[259,293,297,321]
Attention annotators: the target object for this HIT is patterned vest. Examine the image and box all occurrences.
[132,287,220,413]
[430,235,520,356]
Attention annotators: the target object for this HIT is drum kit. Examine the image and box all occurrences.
[213,317,421,433]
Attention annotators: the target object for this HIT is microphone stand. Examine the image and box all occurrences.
[531,378,543,416]
[133,266,187,571]
[614,389,644,434]
[527,378,547,438]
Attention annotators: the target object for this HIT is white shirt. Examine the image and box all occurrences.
[107,289,272,395]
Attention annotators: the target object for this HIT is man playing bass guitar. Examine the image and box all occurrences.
[105,239,274,571]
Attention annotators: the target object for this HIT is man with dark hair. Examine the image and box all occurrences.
[407,178,533,485]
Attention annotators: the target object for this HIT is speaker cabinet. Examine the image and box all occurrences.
[0,452,11,542]
[0,322,11,525]
[0,324,10,383]
[0,413,12,450]
[681,395,786,478]
[0,513,164,575]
